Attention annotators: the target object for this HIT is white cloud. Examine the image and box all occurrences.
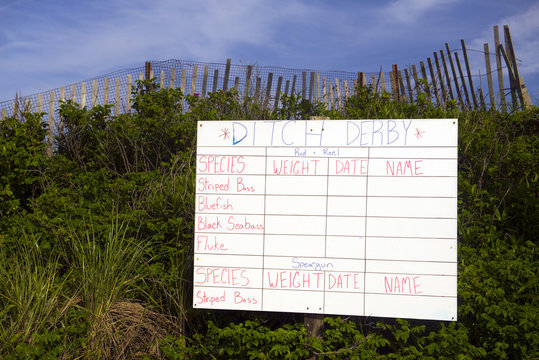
[468,3,539,77]
[496,4,539,76]
[0,0,331,99]
[382,0,458,24]
[0,0,321,75]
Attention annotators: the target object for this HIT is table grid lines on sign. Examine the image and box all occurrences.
[324,157,330,258]
[194,119,458,321]
[363,147,371,316]
[261,146,268,309]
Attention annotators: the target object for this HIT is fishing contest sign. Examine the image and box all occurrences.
[193,119,457,321]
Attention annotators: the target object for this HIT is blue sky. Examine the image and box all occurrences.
[1,0,538,104]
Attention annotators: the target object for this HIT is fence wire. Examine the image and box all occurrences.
[0,59,389,124]
[0,53,529,127]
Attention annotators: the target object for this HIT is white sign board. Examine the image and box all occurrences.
[193,119,458,321]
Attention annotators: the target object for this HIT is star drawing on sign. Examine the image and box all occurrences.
[220,128,230,141]
[415,128,425,140]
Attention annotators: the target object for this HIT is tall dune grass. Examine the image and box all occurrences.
[0,240,70,350]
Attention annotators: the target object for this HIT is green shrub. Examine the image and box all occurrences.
[0,112,47,217]
[0,79,537,358]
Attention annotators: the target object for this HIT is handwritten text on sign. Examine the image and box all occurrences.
[194,119,458,321]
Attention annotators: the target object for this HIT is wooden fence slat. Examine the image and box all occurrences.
[144,61,150,80]
[37,94,43,113]
[461,39,478,109]
[264,73,273,108]
[274,76,283,110]
[12,100,18,118]
[1,109,5,120]
[398,70,407,103]
[307,72,312,103]
[404,69,414,101]
[47,91,54,158]
[360,72,366,89]
[291,75,297,96]
[244,65,252,102]
[446,44,463,104]
[233,77,240,92]
[255,77,261,104]
[370,75,376,93]
[454,52,470,107]
[380,71,386,92]
[395,72,403,101]
[483,43,495,108]
[519,76,533,108]
[439,50,454,100]
[180,68,187,94]
[357,72,365,88]
[478,88,486,110]
[115,78,120,115]
[160,70,165,89]
[411,65,420,97]
[284,79,290,97]
[344,80,350,100]
[191,65,198,96]
[71,84,76,101]
[334,78,342,109]
[24,99,31,113]
[322,77,327,105]
[504,25,525,108]
[494,26,506,112]
[497,44,519,109]
[302,72,307,100]
[234,76,240,92]
[427,58,440,105]
[59,87,66,133]
[503,28,518,108]
[419,61,431,102]
[434,52,448,102]
[103,79,108,105]
[200,66,208,97]
[390,67,398,100]
[328,81,334,110]
[126,75,132,113]
[80,82,86,109]
[138,73,144,94]
[223,58,231,91]
[317,73,321,101]
[191,66,198,96]
[309,72,315,103]
[157,70,163,88]
[212,69,219,93]
[170,68,176,89]
[12,98,20,116]
[92,80,98,108]
[419,61,428,82]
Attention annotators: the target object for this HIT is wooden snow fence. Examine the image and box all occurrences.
[0,25,534,158]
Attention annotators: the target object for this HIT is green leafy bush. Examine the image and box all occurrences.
[0,80,537,359]
[0,112,47,217]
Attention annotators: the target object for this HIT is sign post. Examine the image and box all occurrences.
[193,118,458,321]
